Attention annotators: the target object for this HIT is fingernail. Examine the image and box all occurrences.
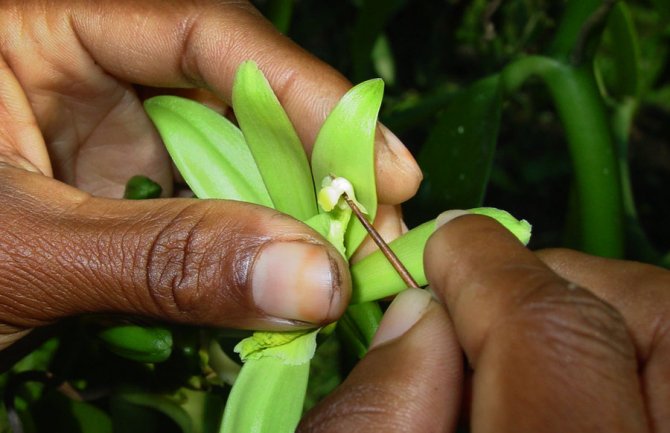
[435,209,470,229]
[252,242,345,324]
[378,124,423,182]
[369,288,432,349]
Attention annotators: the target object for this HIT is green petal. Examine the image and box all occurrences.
[232,61,317,220]
[470,207,532,245]
[311,79,383,257]
[234,329,318,365]
[220,357,309,433]
[144,96,273,206]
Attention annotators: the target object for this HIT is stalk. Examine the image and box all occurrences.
[502,56,624,257]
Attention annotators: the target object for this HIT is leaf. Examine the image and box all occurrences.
[407,75,501,224]
[115,390,195,433]
[596,2,641,100]
[232,61,317,220]
[371,34,396,86]
[220,357,309,433]
[70,401,114,433]
[266,0,294,33]
[311,79,384,257]
[337,302,382,358]
[33,389,113,433]
[351,0,406,82]
[650,0,670,20]
[144,96,273,206]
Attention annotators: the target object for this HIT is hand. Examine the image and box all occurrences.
[0,0,422,349]
[300,214,670,432]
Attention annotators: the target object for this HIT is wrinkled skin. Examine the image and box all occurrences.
[0,0,421,348]
[2,1,669,432]
[301,215,670,433]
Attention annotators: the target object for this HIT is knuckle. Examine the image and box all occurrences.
[144,203,219,317]
[143,202,259,320]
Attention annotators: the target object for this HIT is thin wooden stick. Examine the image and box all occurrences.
[342,194,420,289]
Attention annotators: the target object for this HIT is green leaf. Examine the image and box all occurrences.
[351,0,406,82]
[337,302,382,358]
[311,79,384,257]
[596,2,641,100]
[33,390,113,433]
[266,0,294,33]
[232,61,316,220]
[70,401,114,433]
[144,96,272,206]
[650,0,670,20]
[220,357,309,433]
[371,34,396,86]
[549,0,609,63]
[114,390,195,433]
[408,76,501,224]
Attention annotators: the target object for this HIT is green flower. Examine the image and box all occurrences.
[145,60,531,433]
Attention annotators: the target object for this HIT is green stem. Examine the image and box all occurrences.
[337,302,383,358]
[266,0,294,34]
[549,0,616,64]
[612,100,669,266]
[502,57,624,257]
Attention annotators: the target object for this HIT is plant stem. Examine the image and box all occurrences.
[549,0,615,65]
[502,56,624,257]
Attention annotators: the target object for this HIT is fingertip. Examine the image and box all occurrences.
[375,124,423,205]
[424,213,531,303]
[251,240,351,326]
[369,288,432,349]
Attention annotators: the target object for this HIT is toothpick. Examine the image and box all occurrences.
[342,194,420,289]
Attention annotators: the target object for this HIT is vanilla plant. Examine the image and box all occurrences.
[144,61,530,433]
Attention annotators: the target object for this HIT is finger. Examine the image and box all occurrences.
[0,54,51,176]
[0,15,173,197]
[4,0,422,204]
[0,165,350,346]
[299,289,462,432]
[538,249,670,432]
[424,214,649,432]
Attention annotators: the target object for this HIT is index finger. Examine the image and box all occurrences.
[65,0,422,204]
[424,214,649,432]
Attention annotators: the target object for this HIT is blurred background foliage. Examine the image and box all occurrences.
[257,0,670,262]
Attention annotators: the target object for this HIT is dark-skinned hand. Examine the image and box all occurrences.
[0,0,422,349]
[301,213,670,433]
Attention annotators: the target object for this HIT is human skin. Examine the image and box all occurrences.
[300,215,670,433]
[3,2,668,431]
[0,0,421,348]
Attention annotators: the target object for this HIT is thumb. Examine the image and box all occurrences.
[299,289,463,433]
[0,166,350,344]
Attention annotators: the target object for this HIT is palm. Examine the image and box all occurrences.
[30,78,172,197]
